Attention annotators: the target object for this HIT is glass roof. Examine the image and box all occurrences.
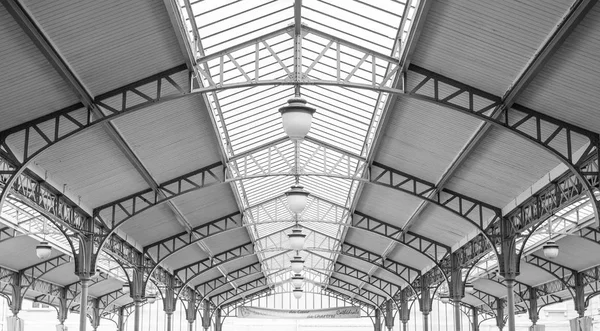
[178,0,414,290]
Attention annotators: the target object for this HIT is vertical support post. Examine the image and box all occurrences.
[164,274,177,331]
[117,306,126,331]
[419,283,432,331]
[384,300,394,331]
[472,306,479,331]
[574,272,586,317]
[528,287,539,326]
[399,294,410,331]
[374,308,382,331]
[214,308,222,331]
[9,272,22,317]
[129,261,145,331]
[498,219,519,331]
[74,221,98,331]
[449,253,464,331]
[202,300,212,331]
[186,289,197,331]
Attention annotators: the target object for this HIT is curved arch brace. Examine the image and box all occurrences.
[174,244,420,301]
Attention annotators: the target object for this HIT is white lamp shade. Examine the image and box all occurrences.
[290,256,304,273]
[36,241,52,259]
[122,284,130,294]
[288,229,306,251]
[293,288,303,299]
[291,274,304,288]
[440,295,449,304]
[146,294,156,304]
[279,98,316,140]
[464,283,474,293]
[286,185,309,214]
[543,241,559,259]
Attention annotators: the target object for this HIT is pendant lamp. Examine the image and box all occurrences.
[36,241,52,259]
[279,97,316,140]
[291,273,304,288]
[290,256,304,273]
[288,228,306,251]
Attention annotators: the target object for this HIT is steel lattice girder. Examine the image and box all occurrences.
[18,255,72,298]
[0,227,18,243]
[197,262,262,297]
[328,276,387,307]
[211,277,269,307]
[332,262,401,299]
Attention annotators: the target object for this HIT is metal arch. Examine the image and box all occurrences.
[173,240,420,301]
[91,162,501,254]
[468,289,501,319]
[331,262,401,300]
[351,211,451,284]
[210,277,270,307]
[18,255,72,300]
[328,276,388,307]
[523,254,577,301]
[142,212,244,279]
[197,262,262,298]
[221,285,375,318]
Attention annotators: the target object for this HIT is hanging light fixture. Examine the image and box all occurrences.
[279,97,316,140]
[122,284,130,294]
[440,294,450,304]
[293,287,303,300]
[285,185,309,214]
[290,256,305,273]
[543,241,559,259]
[146,294,157,304]
[288,228,307,251]
[291,273,304,288]
[464,282,474,293]
[36,241,52,259]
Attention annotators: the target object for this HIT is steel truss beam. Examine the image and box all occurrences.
[0,226,18,243]
[211,277,269,307]
[328,276,387,307]
[173,239,419,301]
[197,262,262,298]
[18,255,72,301]
[332,263,400,299]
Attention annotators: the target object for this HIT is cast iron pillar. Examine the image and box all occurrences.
[419,283,432,331]
[164,274,177,331]
[574,272,586,317]
[449,253,464,331]
[186,289,197,331]
[9,272,23,317]
[129,263,145,331]
[117,306,126,331]
[214,308,223,331]
[202,300,212,331]
[498,220,519,331]
[374,308,382,331]
[74,224,99,331]
[399,294,410,331]
[528,287,539,326]
[472,306,479,331]
[384,300,395,331]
